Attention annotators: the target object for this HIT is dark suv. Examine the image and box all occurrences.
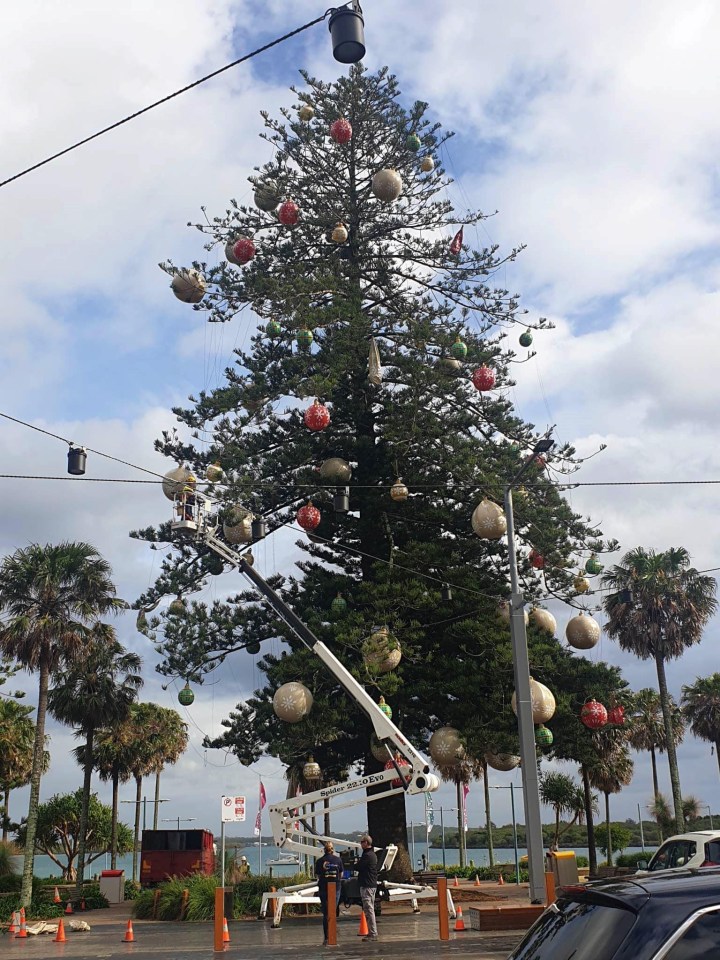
[507,868,720,960]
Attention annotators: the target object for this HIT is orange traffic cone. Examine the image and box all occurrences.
[357,910,369,937]
[498,872,505,886]
[53,886,61,904]
[453,875,459,888]
[15,909,28,939]
[54,918,67,943]
[222,917,230,944]
[474,874,481,886]
[454,906,466,932]
[8,910,18,934]
[122,920,135,943]
[65,899,74,914]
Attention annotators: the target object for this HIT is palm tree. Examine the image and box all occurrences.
[0,542,124,906]
[0,700,35,842]
[602,547,717,833]
[650,793,701,837]
[91,726,138,870]
[539,772,588,848]
[628,688,684,836]
[49,628,142,894]
[148,707,189,829]
[588,747,634,865]
[681,674,720,778]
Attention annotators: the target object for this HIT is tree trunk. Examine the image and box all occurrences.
[650,747,663,842]
[74,725,95,896]
[605,792,613,866]
[482,763,495,867]
[132,775,142,883]
[655,652,684,833]
[153,770,161,829]
[1,786,9,843]
[20,661,49,907]
[110,764,119,870]
[367,789,411,881]
[581,765,597,875]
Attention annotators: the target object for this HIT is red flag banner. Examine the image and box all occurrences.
[254,781,267,836]
[462,783,470,833]
[260,782,267,809]
[449,227,463,255]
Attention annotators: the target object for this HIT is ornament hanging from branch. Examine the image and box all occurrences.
[332,223,349,244]
[232,237,256,264]
[265,319,282,338]
[472,366,496,391]
[566,613,600,650]
[304,400,331,431]
[368,337,383,386]
[420,156,435,173]
[449,227,463,256]
[171,268,206,304]
[580,699,608,730]
[298,104,315,122]
[471,498,507,539]
[371,169,403,202]
[529,548,545,570]
[278,200,300,226]
[273,681,313,723]
[390,478,409,501]
[406,133,421,152]
[297,503,321,531]
[519,331,533,347]
[330,118,353,143]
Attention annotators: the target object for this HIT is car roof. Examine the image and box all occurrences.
[578,866,720,903]
[656,830,720,843]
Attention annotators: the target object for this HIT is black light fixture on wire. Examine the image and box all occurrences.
[329,1,366,63]
[67,445,87,476]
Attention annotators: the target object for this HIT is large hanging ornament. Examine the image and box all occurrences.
[371,169,403,203]
[390,478,409,501]
[498,600,529,626]
[273,682,313,723]
[370,734,390,763]
[429,727,465,766]
[449,227,463,255]
[420,156,435,173]
[566,613,601,650]
[298,104,315,122]
[585,554,603,575]
[303,756,322,782]
[168,597,186,616]
[529,549,545,570]
[406,133,421,152]
[246,641,261,656]
[363,627,402,673]
[320,458,352,483]
[297,328,314,350]
[330,118,353,143]
[278,200,300,226]
[512,677,556,724]
[519,331,533,348]
[580,699,608,730]
[486,752,520,772]
[297,503,321,531]
[608,705,626,726]
[171,269,206,304]
[471,499,507,539]
[330,593,348,618]
[178,683,195,707]
[206,462,223,483]
[332,223,349,244]
[232,237,256,265]
[472,366,496,391]
[384,756,411,788]
[574,573,590,594]
[368,337,382,387]
[378,696,392,719]
[223,505,253,544]
[437,357,462,375]
[535,724,553,747]
[162,465,193,501]
[304,400,331,431]
[450,337,468,360]
[254,187,280,212]
[529,607,557,635]
[226,239,241,266]
[265,319,282,338]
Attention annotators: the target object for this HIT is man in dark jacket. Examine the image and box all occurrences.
[357,834,379,941]
[316,841,345,945]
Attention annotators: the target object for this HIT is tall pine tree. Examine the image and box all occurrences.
[134,66,614,880]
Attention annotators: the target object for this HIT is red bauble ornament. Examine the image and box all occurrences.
[330,118,353,144]
[529,549,545,570]
[608,705,625,726]
[303,400,331,432]
[472,366,496,391]
[384,757,411,788]
[232,237,255,264]
[278,200,300,226]
[297,503,321,531]
[580,699,608,730]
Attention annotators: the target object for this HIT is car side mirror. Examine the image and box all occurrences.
[636,860,648,870]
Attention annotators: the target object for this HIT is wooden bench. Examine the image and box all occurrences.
[469,904,546,931]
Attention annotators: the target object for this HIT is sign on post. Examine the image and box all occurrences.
[221,795,246,822]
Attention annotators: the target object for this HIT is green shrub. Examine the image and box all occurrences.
[132,889,157,920]
[0,873,21,893]
[124,879,141,900]
[0,897,64,922]
[185,875,218,922]
[0,840,18,878]
[615,852,648,870]
[80,884,109,910]
[576,856,589,868]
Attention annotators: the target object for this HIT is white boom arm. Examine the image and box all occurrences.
[171,492,439,859]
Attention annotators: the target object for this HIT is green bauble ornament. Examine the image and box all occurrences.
[450,337,468,360]
[178,683,195,706]
[246,641,261,655]
[297,328,314,349]
[406,133,421,152]
[266,319,282,338]
[519,331,533,347]
[330,594,348,618]
[535,724,553,747]
[378,696,392,719]
[585,554,603,575]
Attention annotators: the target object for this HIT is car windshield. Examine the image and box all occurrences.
[508,897,636,960]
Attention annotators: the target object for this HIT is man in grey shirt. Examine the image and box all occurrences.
[357,834,379,941]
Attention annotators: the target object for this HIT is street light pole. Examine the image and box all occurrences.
[504,435,554,904]
[705,804,714,830]
[491,784,522,885]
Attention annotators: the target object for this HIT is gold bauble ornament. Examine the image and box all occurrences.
[511,677,556,724]
[471,499,507,539]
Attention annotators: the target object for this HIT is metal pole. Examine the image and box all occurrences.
[638,803,645,853]
[708,805,714,830]
[410,821,416,867]
[221,821,226,888]
[511,783,520,885]
[504,484,547,904]
[441,808,446,871]
[143,797,147,831]
[425,802,430,870]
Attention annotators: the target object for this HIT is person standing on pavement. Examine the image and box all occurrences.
[357,834,379,942]
[316,841,345,946]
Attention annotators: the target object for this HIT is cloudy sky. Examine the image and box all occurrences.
[3,0,720,846]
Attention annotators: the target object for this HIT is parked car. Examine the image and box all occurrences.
[636,830,720,874]
[507,868,720,959]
